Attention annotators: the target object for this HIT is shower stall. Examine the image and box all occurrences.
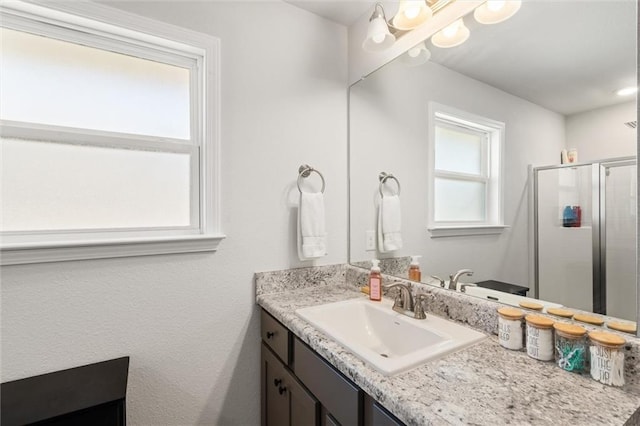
[533,157,637,321]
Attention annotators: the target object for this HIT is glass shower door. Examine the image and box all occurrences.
[536,164,593,311]
[535,158,637,317]
[602,161,637,321]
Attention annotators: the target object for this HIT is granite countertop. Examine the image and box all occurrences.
[256,281,640,425]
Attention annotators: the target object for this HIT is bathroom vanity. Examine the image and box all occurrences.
[261,309,401,425]
[256,265,640,425]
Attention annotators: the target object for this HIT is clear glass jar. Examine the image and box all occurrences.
[525,315,554,361]
[553,323,587,373]
[498,307,524,350]
[589,331,626,387]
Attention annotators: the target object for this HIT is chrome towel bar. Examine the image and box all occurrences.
[298,164,326,194]
[379,172,401,196]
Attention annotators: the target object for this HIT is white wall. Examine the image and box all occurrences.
[566,101,637,162]
[1,2,348,425]
[350,59,565,287]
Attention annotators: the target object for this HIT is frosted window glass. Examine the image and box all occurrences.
[435,125,485,175]
[1,139,192,231]
[0,28,190,139]
[434,178,486,222]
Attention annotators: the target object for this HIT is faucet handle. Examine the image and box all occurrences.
[460,282,477,293]
[414,293,428,319]
[430,275,445,288]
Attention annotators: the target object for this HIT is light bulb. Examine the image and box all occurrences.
[401,42,430,66]
[431,19,469,48]
[404,2,421,19]
[392,0,432,31]
[487,1,506,12]
[442,21,459,38]
[474,0,521,24]
[362,7,396,52]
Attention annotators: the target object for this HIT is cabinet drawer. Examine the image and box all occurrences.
[261,310,290,364]
[293,338,361,426]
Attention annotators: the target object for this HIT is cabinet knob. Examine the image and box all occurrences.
[273,378,282,387]
[278,386,287,395]
[266,331,275,339]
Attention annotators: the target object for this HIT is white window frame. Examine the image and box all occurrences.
[427,102,507,238]
[0,1,224,265]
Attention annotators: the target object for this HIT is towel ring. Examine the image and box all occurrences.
[379,172,401,197]
[297,164,326,194]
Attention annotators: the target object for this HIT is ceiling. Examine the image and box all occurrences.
[284,0,375,26]
[287,0,637,116]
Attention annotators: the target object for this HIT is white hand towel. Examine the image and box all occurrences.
[298,192,327,260]
[377,195,402,253]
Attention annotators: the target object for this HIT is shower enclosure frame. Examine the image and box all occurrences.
[532,156,636,316]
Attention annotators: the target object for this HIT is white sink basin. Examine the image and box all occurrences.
[463,286,562,312]
[295,297,486,376]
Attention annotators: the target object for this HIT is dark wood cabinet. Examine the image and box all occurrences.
[261,343,318,426]
[261,309,318,426]
[260,309,404,426]
[261,309,290,364]
[293,338,361,426]
[363,395,404,426]
[322,410,340,426]
[287,362,318,425]
[262,343,290,426]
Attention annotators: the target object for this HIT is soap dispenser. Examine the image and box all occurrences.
[409,255,422,282]
[369,259,382,302]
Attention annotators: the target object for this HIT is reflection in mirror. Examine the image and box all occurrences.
[349,1,637,332]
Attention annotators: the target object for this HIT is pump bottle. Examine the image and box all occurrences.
[369,259,382,301]
[409,255,422,282]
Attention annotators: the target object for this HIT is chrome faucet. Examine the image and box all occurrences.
[383,282,414,312]
[383,282,427,320]
[449,269,473,291]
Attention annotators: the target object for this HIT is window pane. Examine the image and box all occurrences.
[434,178,486,222]
[435,124,485,175]
[1,139,192,231]
[0,28,190,139]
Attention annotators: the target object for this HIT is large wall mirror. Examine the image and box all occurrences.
[348,1,638,334]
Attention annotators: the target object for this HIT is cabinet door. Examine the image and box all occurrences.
[287,368,318,426]
[322,410,340,426]
[363,395,404,426]
[262,343,319,426]
[262,344,289,426]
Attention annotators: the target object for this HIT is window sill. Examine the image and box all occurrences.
[428,225,509,238]
[1,234,226,265]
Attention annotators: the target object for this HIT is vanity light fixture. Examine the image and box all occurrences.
[431,18,470,48]
[400,41,431,66]
[473,0,522,25]
[362,2,396,52]
[616,86,638,96]
[392,0,433,31]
